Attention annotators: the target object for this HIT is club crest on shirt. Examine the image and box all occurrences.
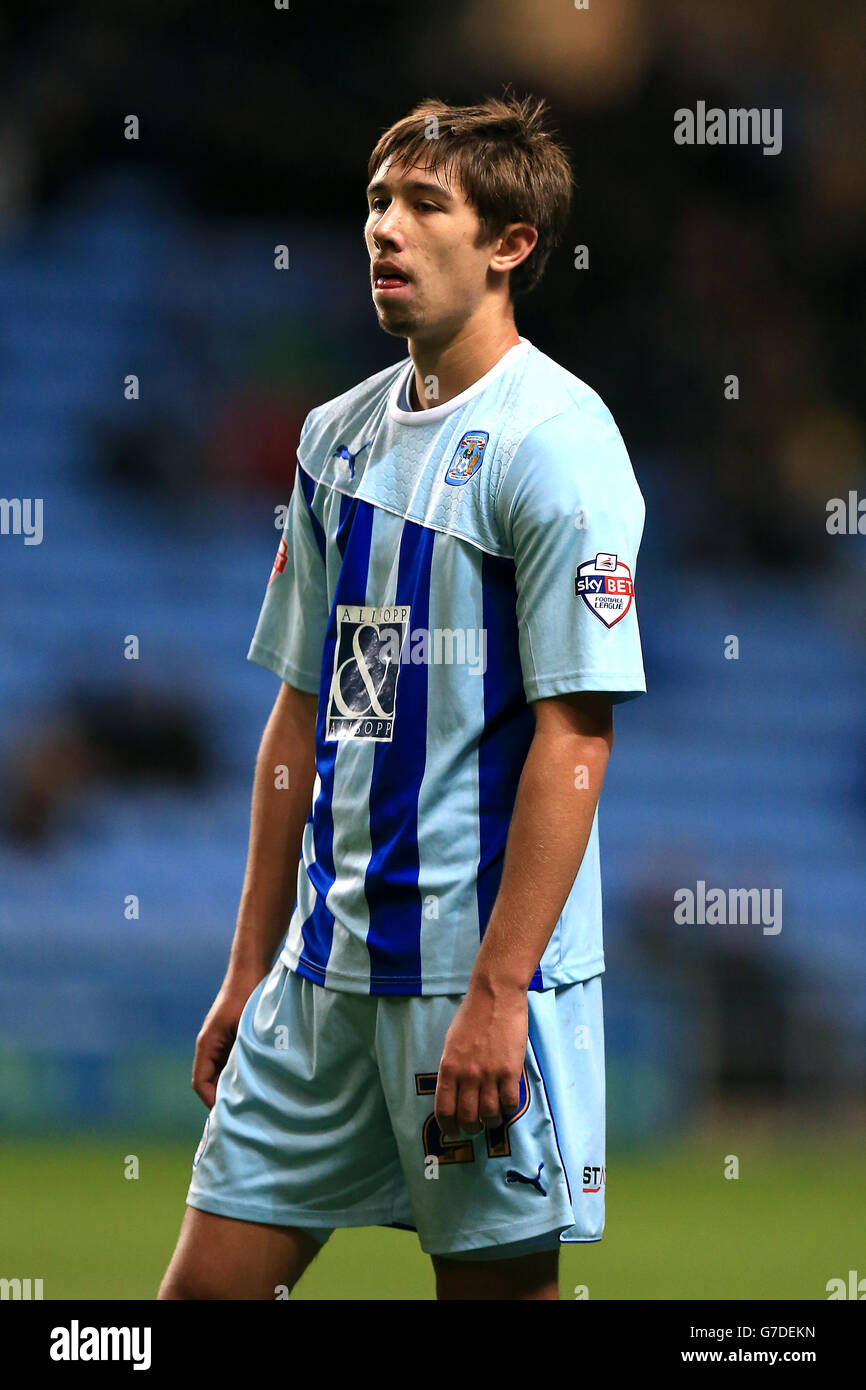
[445,430,489,486]
[574,552,634,628]
[325,605,410,742]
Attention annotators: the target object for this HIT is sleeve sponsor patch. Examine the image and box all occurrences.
[574,553,634,627]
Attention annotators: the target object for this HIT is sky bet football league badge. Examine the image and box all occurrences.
[445,429,489,485]
[575,552,634,627]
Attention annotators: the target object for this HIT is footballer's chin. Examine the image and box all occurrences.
[373,295,423,337]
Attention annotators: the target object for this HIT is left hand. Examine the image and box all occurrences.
[434,978,528,1141]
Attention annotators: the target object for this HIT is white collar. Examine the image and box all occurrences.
[387,337,531,425]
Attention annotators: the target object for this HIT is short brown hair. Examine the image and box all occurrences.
[367,91,573,298]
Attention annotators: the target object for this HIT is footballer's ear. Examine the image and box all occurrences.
[532,691,614,742]
[488,222,538,278]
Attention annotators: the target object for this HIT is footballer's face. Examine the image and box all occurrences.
[365,158,503,344]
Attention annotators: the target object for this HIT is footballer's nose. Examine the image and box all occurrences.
[371,207,406,251]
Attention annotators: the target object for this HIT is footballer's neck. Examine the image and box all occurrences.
[406,311,520,411]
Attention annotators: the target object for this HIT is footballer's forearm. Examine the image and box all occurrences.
[225,681,319,982]
[468,695,613,997]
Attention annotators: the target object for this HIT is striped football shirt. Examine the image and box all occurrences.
[247,337,646,994]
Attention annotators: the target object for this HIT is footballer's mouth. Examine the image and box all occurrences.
[372,260,413,293]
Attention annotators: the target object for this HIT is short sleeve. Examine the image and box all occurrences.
[496,405,647,705]
[246,425,330,693]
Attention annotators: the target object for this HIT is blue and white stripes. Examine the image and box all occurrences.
[248,339,646,994]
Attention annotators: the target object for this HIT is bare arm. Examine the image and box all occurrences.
[192,680,318,1105]
[228,680,319,977]
[434,691,613,1139]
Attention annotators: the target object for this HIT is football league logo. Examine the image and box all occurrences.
[575,552,634,628]
[325,605,410,742]
[445,430,489,486]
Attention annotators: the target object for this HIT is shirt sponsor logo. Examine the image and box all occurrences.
[325,605,410,742]
[575,552,634,627]
[445,430,489,486]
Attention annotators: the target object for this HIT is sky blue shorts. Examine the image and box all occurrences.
[186,960,605,1258]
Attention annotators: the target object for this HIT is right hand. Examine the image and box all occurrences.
[192,968,266,1108]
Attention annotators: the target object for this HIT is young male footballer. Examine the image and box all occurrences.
[159,93,646,1302]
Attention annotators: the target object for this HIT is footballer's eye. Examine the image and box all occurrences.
[418,202,440,212]
[369,198,388,213]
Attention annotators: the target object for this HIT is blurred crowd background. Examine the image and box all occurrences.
[1,0,864,1160]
